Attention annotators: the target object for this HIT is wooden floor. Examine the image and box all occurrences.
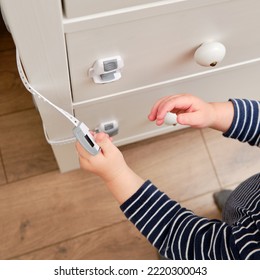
[0,18,259,260]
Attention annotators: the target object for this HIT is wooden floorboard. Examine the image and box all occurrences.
[0,49,35,116]
[202,128,260,187]
[0,17,15,52]
[0,155,6,186]
[120,128,221,202]
[0,169,125,259]
[14,221,157,260]
[14,190,222,260]
[0,109,58,182]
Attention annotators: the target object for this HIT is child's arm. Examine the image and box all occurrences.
[149,94,259,146]
[76,94,259,259]
[75,134,259,259]
[148,94,234,133]
[223,98,260,147]
[76,133,145,205]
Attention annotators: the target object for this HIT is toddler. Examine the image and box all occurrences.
[76,94,260,260]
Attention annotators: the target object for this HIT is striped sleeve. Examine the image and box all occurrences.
[120,179,260,260]
[120,180,260,259]
[223,99,260,147]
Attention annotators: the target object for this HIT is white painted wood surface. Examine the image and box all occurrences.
[0,0,77,171]
[65,0,260,102]
[62,0,159,18]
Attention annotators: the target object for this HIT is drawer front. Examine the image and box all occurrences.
[66,0,260,103]
[62,0,159,18]
[74,61,260,146]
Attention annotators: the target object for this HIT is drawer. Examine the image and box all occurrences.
[62,0,160,18]
[74,61,260,146]
[66,0,260,103]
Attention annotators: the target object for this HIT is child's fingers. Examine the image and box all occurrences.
[76,132,115,161]
[148,96,171,121]
[94,132,109,142]
[75,142,95,171]
[75,141,89,159]
[75,138,102,161]
[94,132,117,157]
[148,95,187,124]
[156,97,177,119]
[157,95,193,117]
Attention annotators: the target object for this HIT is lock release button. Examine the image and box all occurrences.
[89,56,124,84]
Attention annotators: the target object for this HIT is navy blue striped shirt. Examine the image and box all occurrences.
[223,99,260,146]
[121,99,260,259]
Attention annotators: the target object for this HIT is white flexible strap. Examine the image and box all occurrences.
[16,49,80,127]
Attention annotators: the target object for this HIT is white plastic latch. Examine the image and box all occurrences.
[95,120,119,137]
[89,56,124,84]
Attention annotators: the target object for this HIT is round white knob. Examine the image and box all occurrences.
[164,112,177,126]
[194,42,226,67]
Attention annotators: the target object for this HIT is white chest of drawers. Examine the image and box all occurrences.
[1,0,260,172]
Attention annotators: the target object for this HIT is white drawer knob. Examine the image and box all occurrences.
[194,42,226,67]
[164,112,177,126]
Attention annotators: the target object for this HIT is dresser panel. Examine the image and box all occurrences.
[65,0,260,103]
[62,0,161,18]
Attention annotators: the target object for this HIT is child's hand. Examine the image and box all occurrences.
[76,132,145,204]
[76,132,128,184]
[148,94,216,128]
